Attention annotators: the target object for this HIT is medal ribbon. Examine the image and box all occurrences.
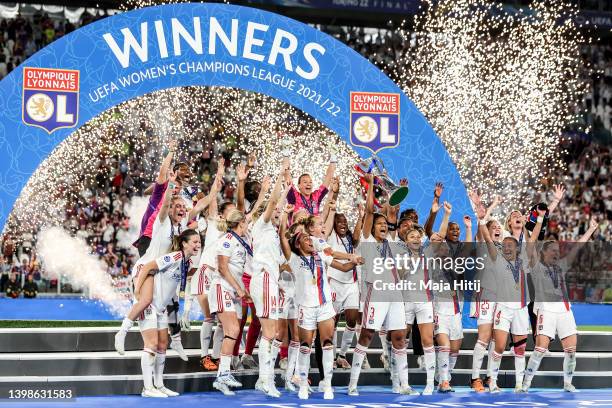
[339,234,357,282]
[299,193,315,215]
[229,230,253,257]
[300,253,325,304]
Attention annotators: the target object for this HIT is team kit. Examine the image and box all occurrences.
[111,141,598,399]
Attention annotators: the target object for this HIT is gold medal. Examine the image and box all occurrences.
[312,277,317,285]
[515,282,519,291]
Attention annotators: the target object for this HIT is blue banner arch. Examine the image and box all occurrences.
[0,2,473,232]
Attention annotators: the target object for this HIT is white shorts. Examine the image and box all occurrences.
[404,301,434,325]
[297,303,336,331]
[250,271,279,320]
[191,264,211,296]
[278,291,298,320]
[493,304,530,335]
[138,304,169,332]
[471,297,496,326]
[535,309,577,340]
[434,313,463,340]
[208,279,243,319]
[330,279,360,314]
[363,301,406,331]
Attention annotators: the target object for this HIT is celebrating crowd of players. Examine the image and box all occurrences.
[112,140,600,399]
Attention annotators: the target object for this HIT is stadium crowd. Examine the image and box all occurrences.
[0,12,610,302]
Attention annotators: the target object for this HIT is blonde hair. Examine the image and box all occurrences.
[217,209,245,232]
[505,210,522,231]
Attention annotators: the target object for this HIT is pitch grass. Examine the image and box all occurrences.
[0,320,610,331]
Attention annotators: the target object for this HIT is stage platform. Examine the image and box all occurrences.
[0,327,610,396]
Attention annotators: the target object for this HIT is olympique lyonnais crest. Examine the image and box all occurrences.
[350,92,400,153]
[22,67,79,133]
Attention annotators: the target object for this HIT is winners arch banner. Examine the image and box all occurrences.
[0,2,472,232]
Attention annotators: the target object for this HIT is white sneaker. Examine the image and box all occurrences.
[392,382,400,394]
[400,385,419,395]
[347,384,359,396]
[169,336,188,362]
[298,386,309,400]
[156,386,179,397]
[267,383,281,398]
[564,383,578,393]
[114,331,126,355]
[213,378,236,396]
[284,379,296,392]
[255,377,269,393]
[489,384,501,393]
[323,385,334,400]
[514,385,526,393]
[141,387,168,398]
[224,373,243,388]
[240,354,258,369]
[422,384,434,395]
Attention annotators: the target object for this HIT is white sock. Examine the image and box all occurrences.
[287,340,300,380]
[449,352,458,382]
[340,326,355,357]
[322,344,334,385]
[270,339,281,384]
[563,347,576,385]
[472,340,488,380]
[258,336,271,382]
[437,346,450,382]
[153,352,166,388]
[524,346,546,388]
[424,346,436,386]
[218,353,231,376]
[120,318,133,332]
[392,346,408,387]
[212,324,224,359]
[141,349,156,389]
[515,354,526,386]
[200,319,214,357]
[487,340,496,378]
[490,351,503,385]
[384,335,393,365]
[349,344,368,387]
[298,346,311,387]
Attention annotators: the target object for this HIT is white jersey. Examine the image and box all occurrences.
[493,251,530,309]
[432,257,464,316]
[251,217,284,282]
[327,231,357,284]
[213,231,248,290]
[152,251,189,311]
[474,242,499,299]
[140,215,187,264]
[312,235,332,254]
[290,252,334,308]
[531,260,571,313]
[243,224,254,277]
[199,218,224,269]
[402,245,434,303]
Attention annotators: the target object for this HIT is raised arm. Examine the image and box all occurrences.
[236,163,250,213]
[437,201,452,238]
[362,173,375,240]
[279,204,293,260]
[263,160,287,223]
[547,184,566,215]
[424,182,443,238]
[246,175,271,224]
[477,204,497,260]
[463,215,473,243]
[188,193,212,221]
[323,199,337,239]
[322,155,337,188]
[207,159,225,219]
[158,172,176,223]
[352,204,365,246]
[564,218,599,265]
[157,140,177,184]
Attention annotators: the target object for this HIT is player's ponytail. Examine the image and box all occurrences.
[171,229,199,252]
[217,209,245,232]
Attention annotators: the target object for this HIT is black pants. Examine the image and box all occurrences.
[411,318,424,356]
